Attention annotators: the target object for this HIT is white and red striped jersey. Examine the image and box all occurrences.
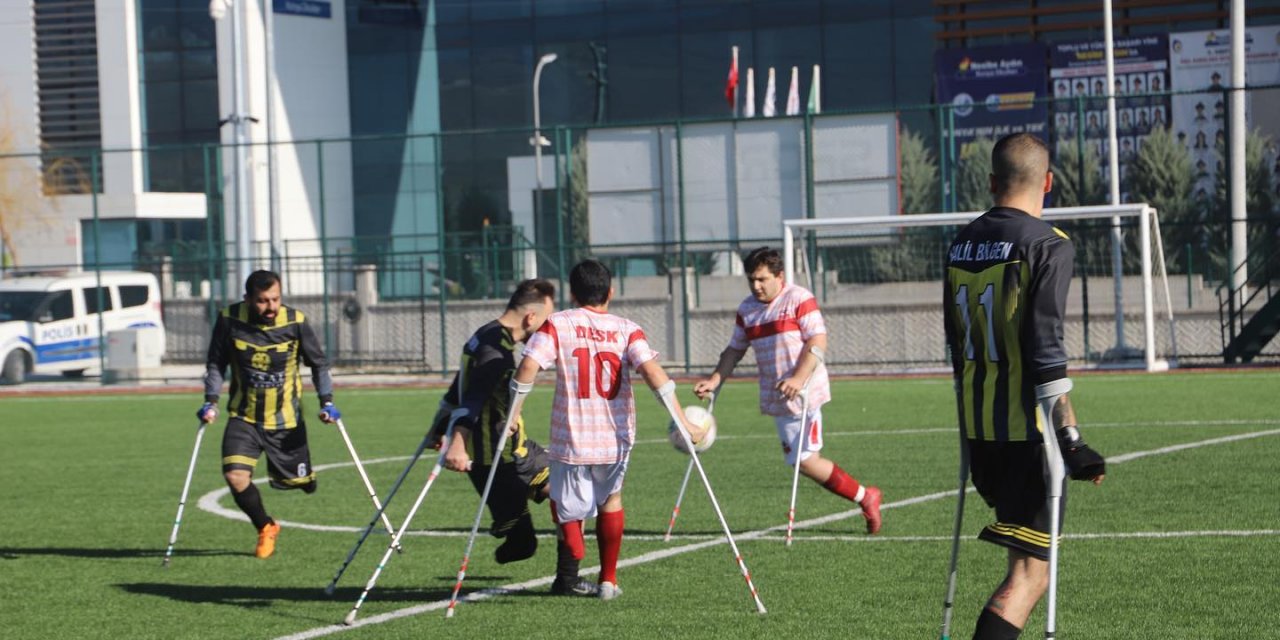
[523,307,659,464]
[729,283,830,417]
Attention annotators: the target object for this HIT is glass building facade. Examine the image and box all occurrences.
[126,0,1280,261]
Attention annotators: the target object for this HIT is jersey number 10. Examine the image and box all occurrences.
[572,348,622,399]
[954,283,1000,362]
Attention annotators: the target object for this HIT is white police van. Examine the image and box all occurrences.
[0,271,166,384]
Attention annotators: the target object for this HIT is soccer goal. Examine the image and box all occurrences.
[782,204,1178,373]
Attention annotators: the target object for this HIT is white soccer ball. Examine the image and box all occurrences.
[668,405,717,454]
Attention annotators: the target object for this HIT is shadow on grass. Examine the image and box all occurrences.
[116,578,550,610]
[0,547,241,560]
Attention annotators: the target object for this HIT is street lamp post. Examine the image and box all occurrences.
[531,53,557,282]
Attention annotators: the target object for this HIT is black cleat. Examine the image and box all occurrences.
[550,576,599,597]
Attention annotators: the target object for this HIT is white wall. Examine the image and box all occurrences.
[215,0,355,272]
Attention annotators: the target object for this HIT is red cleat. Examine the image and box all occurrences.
[860,486,882,535]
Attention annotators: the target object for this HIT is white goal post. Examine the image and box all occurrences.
[782,204,1176,373]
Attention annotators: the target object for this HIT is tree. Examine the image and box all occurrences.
[1125,126,1197,272]
[1052,138,1105,208]
[955,137,995,213]
[1212,129,1278,280]
[899,127,940,215]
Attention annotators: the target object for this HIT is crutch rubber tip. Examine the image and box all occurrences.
[445,608,456,619]
[323,583,336,596]
[342,612,358,626]
[161,558,170,568]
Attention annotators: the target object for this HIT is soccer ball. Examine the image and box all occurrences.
[668,405,717,454]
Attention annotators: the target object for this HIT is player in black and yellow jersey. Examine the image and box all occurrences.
[198,270,339,559]
[944,133,1106,640]
[426,279,597,597]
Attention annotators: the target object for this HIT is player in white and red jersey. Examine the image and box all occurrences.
[512,259,705,601]
[694,247,882,534]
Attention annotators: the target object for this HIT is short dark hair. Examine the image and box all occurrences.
[244,270,281,297]
[991,133,1050,196]
[569,259,612,306]
[506,278,555,311]
[743,246,784,276]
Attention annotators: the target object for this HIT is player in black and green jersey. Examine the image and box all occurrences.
[943,134,1105,639]
[426,279,597,597]
[198,270,340,559]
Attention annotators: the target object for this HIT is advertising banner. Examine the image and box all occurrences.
[1170,26,1280,201]
[935,44,1049,147]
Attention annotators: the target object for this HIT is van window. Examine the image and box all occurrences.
[84,286,114,314]
[0,292,46,322]
[120,285,149,308]
[43,291,74,322]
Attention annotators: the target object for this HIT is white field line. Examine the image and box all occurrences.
[265,427,1280,640]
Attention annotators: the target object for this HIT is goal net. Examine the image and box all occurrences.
[782,204,1177,373]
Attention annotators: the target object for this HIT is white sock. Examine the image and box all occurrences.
[854,485,866,503]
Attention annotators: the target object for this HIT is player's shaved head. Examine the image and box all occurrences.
[506,278,555,311]
[991,133,1050,198]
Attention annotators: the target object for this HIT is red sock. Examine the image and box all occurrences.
[597,509,625,585]
[552,500,586,560]
[822,464,863,503]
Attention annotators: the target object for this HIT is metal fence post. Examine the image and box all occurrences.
[434,134,448,375]
[90,151,106,381]
[676,121,691,373]
[202,144,216,325]
[555,126,567,305]
[316,140,332,354]
[935,104,948,213]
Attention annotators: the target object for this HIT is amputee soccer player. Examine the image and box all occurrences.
[943,133,1106,640]
[511,259,705,601]
[693,247,883,534]
[425,279,597,597]
[197,270,341,559]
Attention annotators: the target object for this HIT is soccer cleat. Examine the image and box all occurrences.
[860,486,883,535]
[550,576,600,597]
[255,522,281,559]
[598,581,622,601]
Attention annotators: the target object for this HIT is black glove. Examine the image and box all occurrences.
[1057,426,1106,481]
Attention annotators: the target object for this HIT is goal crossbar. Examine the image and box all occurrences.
[782,204,1172,373]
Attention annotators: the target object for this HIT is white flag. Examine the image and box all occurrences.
[763,67,777,118]
[786,66,800,116]
[744,68,756,118]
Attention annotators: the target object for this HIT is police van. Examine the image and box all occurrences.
[0,271,166,384]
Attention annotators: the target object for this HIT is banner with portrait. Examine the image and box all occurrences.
[1170,26,1280,203]
[1049,35,1170,190]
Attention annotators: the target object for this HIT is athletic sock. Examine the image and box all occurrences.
[821,463,865,504]
[232,484,273,530]
[973,608,1022,640]
[597,509,625,585]
[549,502,581,580]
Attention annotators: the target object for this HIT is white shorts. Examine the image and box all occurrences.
[775,408,824,466]
[549,459,629,522]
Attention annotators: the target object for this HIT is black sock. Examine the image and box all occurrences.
[973,609,1022,640]
[555,537,581,581]
[232,484,273,530]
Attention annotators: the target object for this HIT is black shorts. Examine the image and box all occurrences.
[222,418,316,491]
[468,438,551,538]
[967,439,1067,561]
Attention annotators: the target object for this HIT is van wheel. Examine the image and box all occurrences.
[1,351,27,385]
[62,369,87,378]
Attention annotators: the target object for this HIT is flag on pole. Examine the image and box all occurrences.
[807,64,821,114]
[744,68,756,118]
[785,66,800,116]
[725,46,739,114]
[763,67,777,117]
